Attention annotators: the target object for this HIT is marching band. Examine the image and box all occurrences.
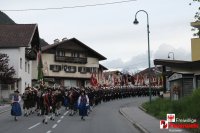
[11,81,161,123]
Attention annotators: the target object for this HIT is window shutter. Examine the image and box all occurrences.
[78,67,82,72]
[86,67,90,73]
[50,65,54,70]
[74,66,77,72]
[58,65,62,71]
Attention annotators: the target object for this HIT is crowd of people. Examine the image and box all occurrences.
[11,84,161,123]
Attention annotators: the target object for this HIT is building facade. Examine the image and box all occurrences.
[39,38,107,88]
[0,24,40,94]
[191,21,200,61]
[154,21,200,100]
[154,59,200,100]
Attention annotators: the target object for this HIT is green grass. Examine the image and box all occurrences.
[142,89,200,132]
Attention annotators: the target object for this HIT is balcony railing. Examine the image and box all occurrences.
[25,48,37,60]
[55,56,87,64]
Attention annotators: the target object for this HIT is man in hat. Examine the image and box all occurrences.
[22,87,30,116]
[41,89,50,124]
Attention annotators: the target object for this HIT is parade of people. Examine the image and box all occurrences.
[11,78,160,124]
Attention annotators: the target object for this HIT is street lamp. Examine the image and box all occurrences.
[168,52,174,60]
[133,10,152,103]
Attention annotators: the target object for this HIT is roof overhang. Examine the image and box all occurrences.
[154,59,200,69]
[99,64,108,70]
[42,38,107,61]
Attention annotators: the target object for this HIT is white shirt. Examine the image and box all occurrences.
[78,95,89,106]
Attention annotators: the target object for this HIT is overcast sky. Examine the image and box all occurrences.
[1,0,198,71]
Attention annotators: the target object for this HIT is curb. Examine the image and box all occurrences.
[138,105,147,112]
[119,108,149,133]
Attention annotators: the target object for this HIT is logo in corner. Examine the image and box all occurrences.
[167,114,175,122]
[160,120,168,129]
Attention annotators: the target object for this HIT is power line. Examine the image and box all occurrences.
[1,0,136,12]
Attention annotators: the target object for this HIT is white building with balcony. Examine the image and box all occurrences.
[39,38,107,88]
[0,24,40,94]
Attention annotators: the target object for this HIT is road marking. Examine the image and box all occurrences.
[28,122,41,129]
[64,111,69,116]
[61,116,64,119]
[57,120,61,123]
[52,124,57,129]
[46,130,52,133]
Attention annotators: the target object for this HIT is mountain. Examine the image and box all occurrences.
[0,11,15,24]
[0,11,49,47]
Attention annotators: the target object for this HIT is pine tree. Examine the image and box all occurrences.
[37,51,43,81]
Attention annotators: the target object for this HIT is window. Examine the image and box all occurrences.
[25,61,27,72]
[90,67,97,73]
[78,67,87,73]
[28,63,30,74]
[53,66,59,71]
[64,65,76,73]
[50,65,61,72]
[56,50,65,57]
[71,52,80,57]
[20,58,22,69]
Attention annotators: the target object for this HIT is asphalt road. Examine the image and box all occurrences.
[0,97,149,133]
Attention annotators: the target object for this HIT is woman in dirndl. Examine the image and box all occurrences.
[11,89,22,121]
[78,90,89,121]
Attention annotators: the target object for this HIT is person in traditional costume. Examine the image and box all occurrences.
[50,89,56,121]
[11,89,22,121]
[68,88,75,116]
[55,89,63,116]
[41,89,50,124]
[78,90,89,121]
[36,87,42,116]
[22,87,30,116]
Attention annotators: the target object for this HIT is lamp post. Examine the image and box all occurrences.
[168,52,174,60]
[133,10,152,103]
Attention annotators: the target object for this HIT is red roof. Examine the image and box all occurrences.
[42,38,107,61]
[0,24,38,48]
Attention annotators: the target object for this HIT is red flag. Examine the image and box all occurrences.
[90,73,97,86]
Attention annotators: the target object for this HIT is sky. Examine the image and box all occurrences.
[1,0,198,72]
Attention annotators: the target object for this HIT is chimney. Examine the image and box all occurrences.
[54,39,60,44]
[62,37,68,41]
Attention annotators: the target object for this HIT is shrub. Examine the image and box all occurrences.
[142,89,200,132]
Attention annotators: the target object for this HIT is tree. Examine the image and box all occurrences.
[190,0,200,37]
[0,53,16,84]
[190,0,200,21]
[37,51,43,81]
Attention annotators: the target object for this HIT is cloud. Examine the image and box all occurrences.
[102,44,191,72]
[153,44,191,61]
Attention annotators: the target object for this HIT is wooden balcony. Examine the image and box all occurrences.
[25,48,37,60]
[55,56,87,64]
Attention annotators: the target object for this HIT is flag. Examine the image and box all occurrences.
[37,50,43,80]
[90,73,97,86]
